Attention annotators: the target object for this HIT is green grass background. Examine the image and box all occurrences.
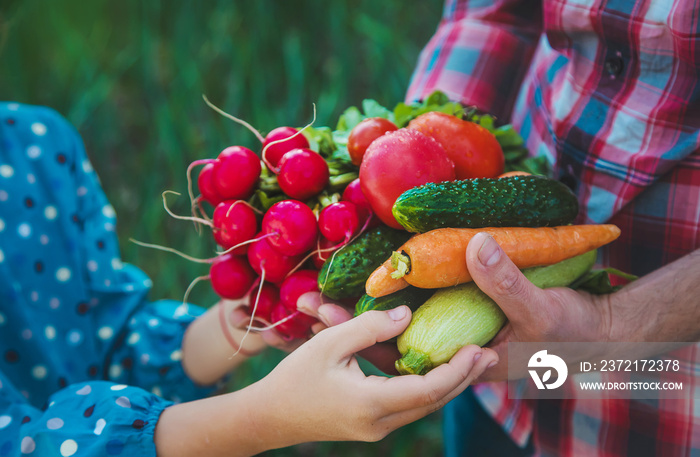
[0,1,447,455]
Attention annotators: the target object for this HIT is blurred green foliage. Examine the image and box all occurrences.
[0,1,447,455]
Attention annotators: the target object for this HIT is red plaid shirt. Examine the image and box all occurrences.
[407,0,700,455]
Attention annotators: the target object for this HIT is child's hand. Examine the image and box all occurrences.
[297,292,402,374]
[250,306,498,446]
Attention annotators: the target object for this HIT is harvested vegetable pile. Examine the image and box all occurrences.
[148,91,631,369]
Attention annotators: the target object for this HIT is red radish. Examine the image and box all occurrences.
[212,201,258,254]
[279,269,319,312]
[198,162,223,206]
[270,305,318,340]
[341,178,378,228]
[312,236,337,269]
[360,129,455,229]
[277,148,329,200]
[210,254,256,300]
[212,146,262,200]
[262,200,318,256]
[246,283,279,323]
[318,201,359,243]
[262,126,310,170]
[347,117,398,166]
[247,232,304,284]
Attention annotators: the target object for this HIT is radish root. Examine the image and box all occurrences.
[202,94,265,144]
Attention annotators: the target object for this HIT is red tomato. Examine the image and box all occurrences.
[359,129,455,229]
[408,112,504,179]
[347,117,398,166]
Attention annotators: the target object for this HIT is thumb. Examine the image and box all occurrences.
[317,306,412,361]
[466,232,547,324]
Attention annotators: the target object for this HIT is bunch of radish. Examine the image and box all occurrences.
[187,115,374,341]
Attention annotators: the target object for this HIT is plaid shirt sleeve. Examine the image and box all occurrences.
[405,0,543,123]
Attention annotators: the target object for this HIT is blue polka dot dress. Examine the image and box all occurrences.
[0,103,217,456]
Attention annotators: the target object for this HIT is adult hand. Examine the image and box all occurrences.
[465,232,613,382]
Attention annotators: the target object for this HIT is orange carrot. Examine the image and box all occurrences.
[365,224,620,297]
[364,259,410,297]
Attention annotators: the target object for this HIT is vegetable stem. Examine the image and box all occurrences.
[395,348,432,375]
[390,251,410,279]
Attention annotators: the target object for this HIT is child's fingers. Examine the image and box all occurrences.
[314,306,412,361]
[376,346,499,425]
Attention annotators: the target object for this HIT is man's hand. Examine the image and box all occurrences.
[465,232,613,382]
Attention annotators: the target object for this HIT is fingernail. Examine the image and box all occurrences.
[296,292,319,314]
[387,306,408,321]
[487,360,499,368]
[473,351,482,362]
[478,234,500,267]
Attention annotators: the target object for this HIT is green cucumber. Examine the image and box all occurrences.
[392,175,579,233]
[318,226,411,300]
[354,286,436,317]
[395,249,597,375]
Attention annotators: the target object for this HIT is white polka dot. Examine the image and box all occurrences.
[0,313,5,325]
[31,122,47,136]
[49,298,60,309]
[104,222,115,232]
[102,205,116,218]
[140,354,150,365]
[94,418,106,435]
[44,206,58,220]
[0,249,4,263]
[148,318,160,328]
[109,364,123,379]
[111,258,123,270]
[26,145,42,159]
[0,165,13,178]
[76,186,87,197]
[76,385,91,395]
[46,418,64,430]
[110,385,128,391]
[87,260,98,272]
[21,329,32,340]
[0,218,4,232]
[60,439,78,456]
[0,190,7,201]
[26,174,36,184]
[104,279,111,287]
[170,350,182,362]
[30,291,39,302]
[56,268,71,282]
[0,415,11,429]
[97,326,113,340]
[45,326,56,340]
[115,396,131,408]
[32,365,47,380]
[17,223,31,238]
[124,284,134,292]
[127,332,141,345]
[144,279,153,287]
[7,103,19,111]
[20,436,36,454]
[40,235,49,245]
[66,330,83,345]
[151,386,163,397]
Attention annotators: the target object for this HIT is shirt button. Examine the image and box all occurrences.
[605,56,624,77]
